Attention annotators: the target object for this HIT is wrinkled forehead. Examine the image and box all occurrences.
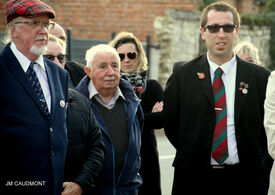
[92,51,120,65]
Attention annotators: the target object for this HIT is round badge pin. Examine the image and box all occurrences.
[242,88,248,94]
[60,100,65,107]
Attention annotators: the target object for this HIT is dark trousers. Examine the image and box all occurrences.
[172,164,266,195]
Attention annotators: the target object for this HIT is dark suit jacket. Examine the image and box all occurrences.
[0,44,68,195]
[163,54,272,192]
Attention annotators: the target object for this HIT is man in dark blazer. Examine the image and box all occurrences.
[0,0,68,194]
[163,2,272,195]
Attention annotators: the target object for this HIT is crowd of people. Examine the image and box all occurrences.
[0,0,274,195]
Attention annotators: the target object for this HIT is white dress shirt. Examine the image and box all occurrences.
[207,53,240,165]
[10,42,51,112]
[87,79,125,109]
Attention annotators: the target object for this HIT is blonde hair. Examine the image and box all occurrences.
[109,31,148,73]
[85,44,120,69]
[234,41,261,65]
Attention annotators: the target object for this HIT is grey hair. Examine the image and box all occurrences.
[2,18,20,44]
[85,44,120,69]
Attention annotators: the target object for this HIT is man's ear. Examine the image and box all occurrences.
[10,24,17,39]
[84,66,91,75]
[200,27,206,40]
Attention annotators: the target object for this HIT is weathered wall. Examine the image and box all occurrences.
[154,10,271,87]
[0,0,265,43]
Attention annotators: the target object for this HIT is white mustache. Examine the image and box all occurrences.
[35,35,47,41]
[104,76,115,81]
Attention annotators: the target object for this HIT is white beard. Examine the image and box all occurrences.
[29,44,47,56]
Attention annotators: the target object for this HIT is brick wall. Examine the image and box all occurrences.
[0,0,264,43]
[221,0,262,14]
[0,0,197,43]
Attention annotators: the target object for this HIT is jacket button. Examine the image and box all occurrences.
[50,151,55,156]
[49,127,53,132]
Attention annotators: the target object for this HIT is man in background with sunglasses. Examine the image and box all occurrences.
[49,22,86,88]
[163,1,272,195]
[0,0,69,195]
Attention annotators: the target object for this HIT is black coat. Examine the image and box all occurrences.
[139,79,163,195]
[65,61,86,87]
[163,54,272,194]
[64,89,105,194]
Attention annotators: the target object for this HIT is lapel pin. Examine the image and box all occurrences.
[242,88,248,94]
[239,82,249,94]
[60,100,65,108]
[197,72,205,79]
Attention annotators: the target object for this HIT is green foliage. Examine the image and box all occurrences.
[264,0,275,14]
[198,0,216,11]
[241,14,270,27]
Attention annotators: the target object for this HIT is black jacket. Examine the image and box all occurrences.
[65,61,86,87]
[163,54,272,194]
[64,89,105,194]
[139,79,163,195]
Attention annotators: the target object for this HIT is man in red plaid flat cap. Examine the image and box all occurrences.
[0,1,69,195]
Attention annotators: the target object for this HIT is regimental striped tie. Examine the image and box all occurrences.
[211,67,228,164]
[26,62,50,118]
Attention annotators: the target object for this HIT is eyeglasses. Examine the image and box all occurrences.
[203,24,237,33]
[14,21,55,30]
[43,54,67,64]
[118,52,137,61]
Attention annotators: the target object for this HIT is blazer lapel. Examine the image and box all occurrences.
[234,59,251,124]
[45,61,56,120]
[5,47,48,115]
[196,55,214,107]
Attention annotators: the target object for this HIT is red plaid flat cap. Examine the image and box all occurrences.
[5,0,55,23]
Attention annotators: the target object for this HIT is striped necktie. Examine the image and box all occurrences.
[26,62,50,118]
[211,67,228,164]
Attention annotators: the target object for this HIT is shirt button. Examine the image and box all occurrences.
[50,127,53,132]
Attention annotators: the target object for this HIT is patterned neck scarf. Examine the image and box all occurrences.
[120,71,147,99]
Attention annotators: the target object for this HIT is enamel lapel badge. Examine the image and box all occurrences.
[239,82,249,94]
[197,72,205,79]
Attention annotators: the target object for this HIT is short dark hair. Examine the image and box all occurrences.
[200,1,240,27]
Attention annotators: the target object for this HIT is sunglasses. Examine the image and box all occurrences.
[203,24,237,33]
[118,52,137,61]
[43,54,66,64]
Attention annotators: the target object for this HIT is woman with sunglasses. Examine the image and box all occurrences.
[109,32,163,195]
